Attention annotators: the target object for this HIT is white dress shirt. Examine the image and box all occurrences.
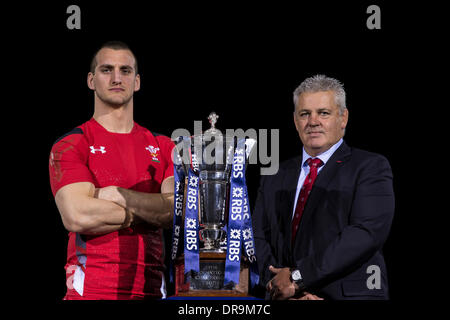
[292,138,344,219]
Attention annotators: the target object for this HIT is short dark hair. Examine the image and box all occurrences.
[90,41,138,74]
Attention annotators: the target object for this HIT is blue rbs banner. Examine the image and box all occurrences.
[171,137,258,289]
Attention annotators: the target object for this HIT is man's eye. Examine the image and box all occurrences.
[121,69,132,74]
[101,68,111,73]
[320,111,330,116]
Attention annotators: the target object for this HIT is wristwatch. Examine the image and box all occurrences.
[290,269,306,293]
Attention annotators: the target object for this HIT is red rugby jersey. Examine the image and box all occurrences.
[49,118,174,300]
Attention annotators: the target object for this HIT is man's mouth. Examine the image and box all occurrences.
[109,87,125,92]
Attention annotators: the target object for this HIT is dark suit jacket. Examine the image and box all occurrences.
[252,142,394,300]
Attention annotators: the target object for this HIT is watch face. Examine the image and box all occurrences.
[292,270,301,281]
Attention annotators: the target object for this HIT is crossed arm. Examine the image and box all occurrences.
[55,177,174,235]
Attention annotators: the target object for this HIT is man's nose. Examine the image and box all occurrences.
[307,112,320,126]
[111,68,122,84]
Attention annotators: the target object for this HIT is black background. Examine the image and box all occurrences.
[8,0,441,314]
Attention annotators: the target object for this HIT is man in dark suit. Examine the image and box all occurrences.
[253,75,394,300]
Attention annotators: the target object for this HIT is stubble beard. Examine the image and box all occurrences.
[96,90,133,109]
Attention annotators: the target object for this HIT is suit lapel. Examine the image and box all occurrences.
[293,142,352,248]
[281,156,302,254]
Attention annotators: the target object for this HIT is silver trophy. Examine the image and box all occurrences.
[176,112,256,253]
[198,112,234,252]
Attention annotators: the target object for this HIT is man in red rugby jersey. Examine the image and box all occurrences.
[49,41,174,300]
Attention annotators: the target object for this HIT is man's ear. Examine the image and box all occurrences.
[341,108,349,130]
[134,74,141,92]
[87,72,95,90]
[293,110,300,132]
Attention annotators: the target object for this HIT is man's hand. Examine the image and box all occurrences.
[95,186,126,207]
[95,186,141,226]
[289,293,324,300]
[267,265,323,300]
[267,266,296,300]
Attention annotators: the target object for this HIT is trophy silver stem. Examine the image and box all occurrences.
[199,170,229,252]
[200,225,226,252]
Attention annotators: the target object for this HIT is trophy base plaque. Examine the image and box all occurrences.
[174,252,249,297]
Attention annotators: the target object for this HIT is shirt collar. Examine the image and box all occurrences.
[302,138,344,167]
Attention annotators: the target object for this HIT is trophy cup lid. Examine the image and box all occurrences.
[205,111,219,135]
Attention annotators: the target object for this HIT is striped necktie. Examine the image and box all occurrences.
[291,158,324,244]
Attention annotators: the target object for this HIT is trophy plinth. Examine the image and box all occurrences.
[174,252,249,297]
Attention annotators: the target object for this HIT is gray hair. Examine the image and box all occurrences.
[293,74,347,115]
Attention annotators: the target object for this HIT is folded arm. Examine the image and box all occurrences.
[96,176,174,229]
[55,181,133,235]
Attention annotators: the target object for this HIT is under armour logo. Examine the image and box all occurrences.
[90,146,106,154]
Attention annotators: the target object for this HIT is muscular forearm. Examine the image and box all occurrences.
[55,183,133,235]
[110,187,174,229]
[76,197,133,235]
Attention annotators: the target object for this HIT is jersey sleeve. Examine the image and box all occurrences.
[49,129,96,196]
[158,135,175,182]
